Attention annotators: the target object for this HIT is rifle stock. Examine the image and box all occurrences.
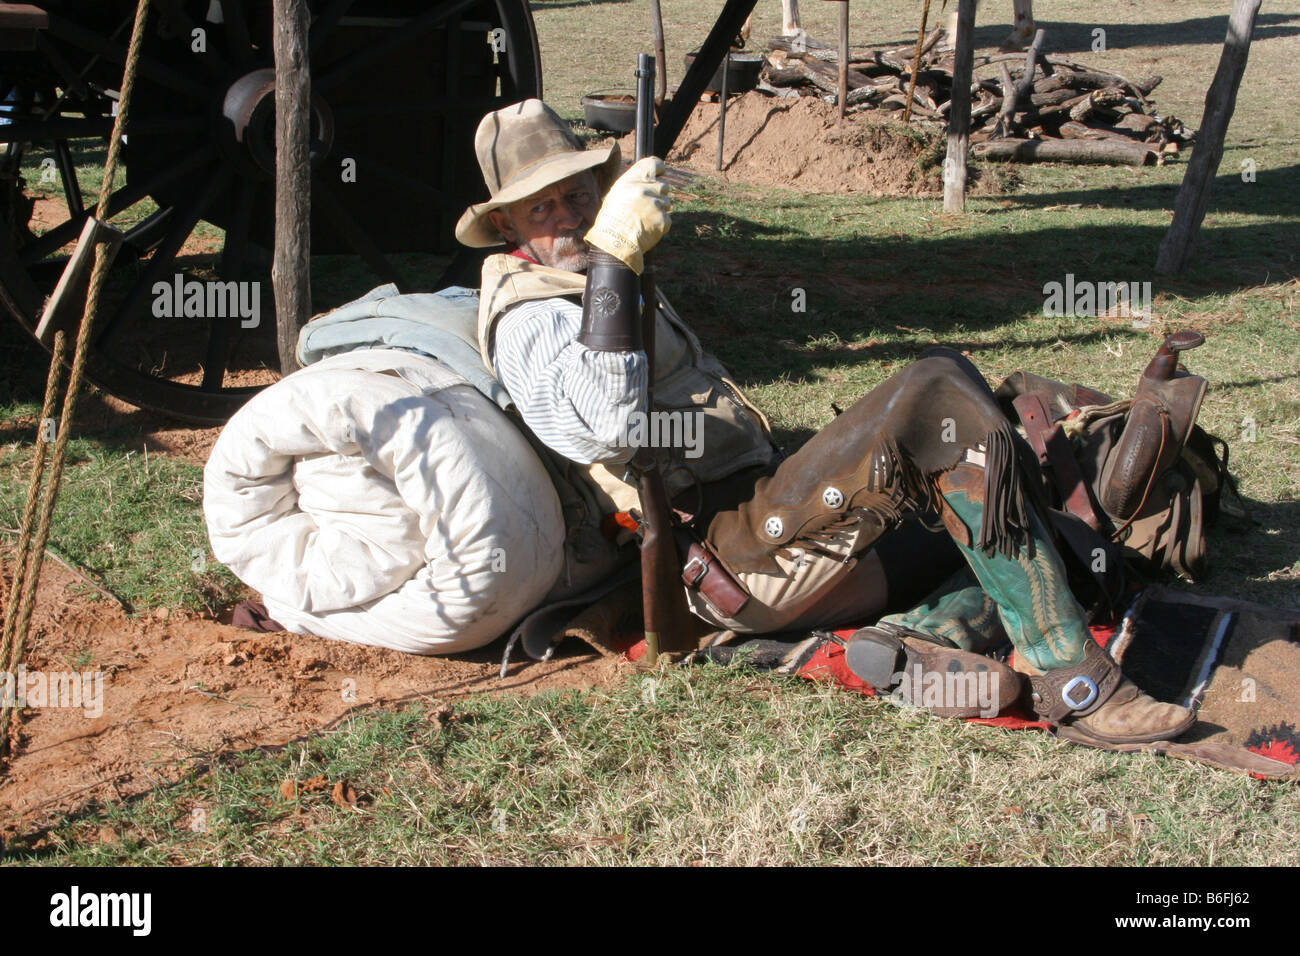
[633,53,694,664]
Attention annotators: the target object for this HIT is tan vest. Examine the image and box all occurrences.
[478,253,777,595]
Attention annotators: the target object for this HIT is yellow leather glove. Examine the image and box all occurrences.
[584,156,672,275]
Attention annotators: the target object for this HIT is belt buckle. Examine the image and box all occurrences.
[682,554,708,587]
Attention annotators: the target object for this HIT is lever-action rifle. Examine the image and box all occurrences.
[631,52,694,665]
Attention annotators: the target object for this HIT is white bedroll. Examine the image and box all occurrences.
[203,349,565,655]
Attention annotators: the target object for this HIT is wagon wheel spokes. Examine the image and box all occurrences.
[312,173,405,289]
[52,140,85,217]
[1,0,544,424]
[95,164,232,347]
[44,13,211,103]
[119,206,176,257]
[315,0,481,93]
[17,144,217,265]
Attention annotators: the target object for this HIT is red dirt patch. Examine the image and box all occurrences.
[616,91,1015,197]
[624,92,945,195]
[28,196,70,238]
[0,556,620,839]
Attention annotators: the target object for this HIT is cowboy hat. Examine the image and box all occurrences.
[455,99,622,248]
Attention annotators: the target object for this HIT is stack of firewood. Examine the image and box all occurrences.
[762,30,1194,166]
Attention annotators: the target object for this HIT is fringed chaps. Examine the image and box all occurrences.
[707,348,1034,574]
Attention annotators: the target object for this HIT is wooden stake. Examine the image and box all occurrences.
[1156,0,1262,275]
[943,0,976,212]
[717,49,729,170]
[903,0,932,123]
[837,1,849,121]
[273,0,311,375]
[649,0,667,105]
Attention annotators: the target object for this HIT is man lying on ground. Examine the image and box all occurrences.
[455,99,1194,746]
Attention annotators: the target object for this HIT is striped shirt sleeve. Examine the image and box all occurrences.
[491,297,649,465]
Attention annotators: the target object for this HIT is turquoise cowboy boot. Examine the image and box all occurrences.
[934,463,1194,745]
[879,567,1008,656]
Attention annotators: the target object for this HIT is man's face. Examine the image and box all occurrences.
[488,170,600,272]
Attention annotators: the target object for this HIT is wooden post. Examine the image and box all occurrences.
[653,0,758,157]
[837,1,849,121]
[1155,0,1262,275]
[943,0,976,212]
[273,0,311,375]
[649,0,667,105]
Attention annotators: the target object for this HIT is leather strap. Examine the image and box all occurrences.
[675,529,750,619]
[1012,392,1053,464]
[1028,639,1123,723]
[1042,421,1103,530]
[1013,392,1103,531]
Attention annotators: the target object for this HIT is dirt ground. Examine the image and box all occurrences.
[1,550,621,840]
[620,92,950,195]
[0,406,621,840]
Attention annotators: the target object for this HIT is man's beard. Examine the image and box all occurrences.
[525,232,589,273]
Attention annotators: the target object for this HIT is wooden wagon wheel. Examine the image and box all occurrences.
[0,0,542,423]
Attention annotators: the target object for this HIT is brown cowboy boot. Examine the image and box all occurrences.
[1017,639,1195,745]
[844,624,1024,719]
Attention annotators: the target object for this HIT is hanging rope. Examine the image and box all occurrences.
[0,332,67,671]
[1,0,153,761]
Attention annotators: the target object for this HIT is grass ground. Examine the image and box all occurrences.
[16,665,1300,867]
[2,0,1299,864]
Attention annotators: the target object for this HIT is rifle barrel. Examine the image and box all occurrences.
[635,53,655,162]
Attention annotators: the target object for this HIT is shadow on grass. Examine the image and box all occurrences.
[1000,165,1300,216]
[3,205,1295,427]
[1010,13,1300,56]
[810,13,1300,58]
[1201,497,1300,610]
[657,208,1297,388]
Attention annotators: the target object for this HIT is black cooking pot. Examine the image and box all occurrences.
[684,50,764,94]
[581,89,636,133]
